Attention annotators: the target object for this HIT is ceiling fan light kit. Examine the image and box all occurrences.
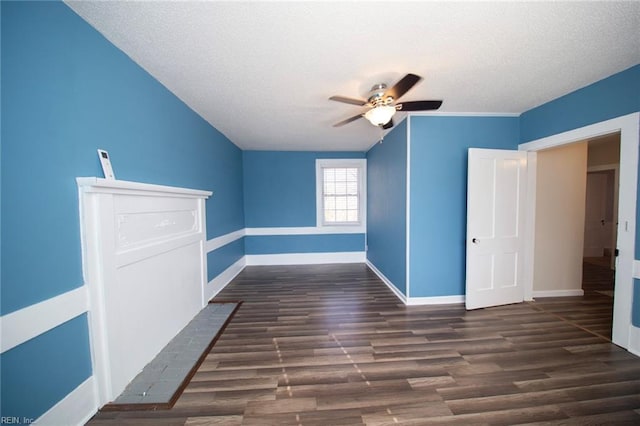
[330,73,443,129]
[364,105,396,126]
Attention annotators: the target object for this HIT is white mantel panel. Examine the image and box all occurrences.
[77,177,211,405]
[108,242,202,394]
[114,234,203,269]
[117,209,197,248]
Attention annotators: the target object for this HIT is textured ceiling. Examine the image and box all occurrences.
[65,1,640,152]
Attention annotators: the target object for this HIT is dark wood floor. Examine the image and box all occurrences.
[89,263,640,425]
[531,257,616,341]
[582,256,615,293]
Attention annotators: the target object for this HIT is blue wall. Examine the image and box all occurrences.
[408,116,519,297]
[1,315,92,421]
[207,239,245,281]
[245,234,365,254]
[366,121,408,294]
[1,1,244,420]
[243,151,366,254]
[520,65,640,143]
[521,65,640,326]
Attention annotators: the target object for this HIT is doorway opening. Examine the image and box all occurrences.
[530,132,620,340]
[520,113,638,350]
[584,132,620,292]
[581,133,620,339]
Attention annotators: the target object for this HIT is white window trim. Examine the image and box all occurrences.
[315,158,367,232]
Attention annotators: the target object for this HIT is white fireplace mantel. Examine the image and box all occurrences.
[77,177,212,407]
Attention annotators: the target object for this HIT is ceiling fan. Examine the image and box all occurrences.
[329,73,442,129]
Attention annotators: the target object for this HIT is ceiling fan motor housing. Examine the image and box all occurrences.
[367,83,394,107]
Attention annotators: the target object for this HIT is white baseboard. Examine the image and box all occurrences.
[246,251,366,266]
[533,289,585,298]
[205,256,246,301]
[406,295,465,305]
[366,260,464,306]
[366,260,407,304]
[1,286,88,353]
[34,376,97,426]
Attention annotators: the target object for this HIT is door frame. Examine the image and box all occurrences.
[518,112,639,352]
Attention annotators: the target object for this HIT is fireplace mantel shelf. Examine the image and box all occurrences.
[76,177,212,199]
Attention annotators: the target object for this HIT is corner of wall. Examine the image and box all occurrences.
[366,260,407,304]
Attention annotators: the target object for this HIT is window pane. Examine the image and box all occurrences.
[335,181,347,194]
[325,210,336,222]
[347,168,358,181]
[347,196,358,210]
[324,196,335,210]
[346,181,358,195]
[335,196,347,210]
[324,168,335,181]
[335,168,347,181]
[347,210,358,222]
[335,210,347,222]
[324,182,335,195]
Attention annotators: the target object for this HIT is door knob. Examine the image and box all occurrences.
[472,238,479,244]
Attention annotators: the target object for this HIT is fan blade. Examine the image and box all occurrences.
[397,100,443,111]
[385,73,422,101]
[329,95,367,106]
[333,113,364,127]
[381,119,394,130]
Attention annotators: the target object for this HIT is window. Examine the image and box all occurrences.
[316,159,366,229]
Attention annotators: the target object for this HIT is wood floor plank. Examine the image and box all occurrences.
[184,377,278,392]
[387,404,568,425]
[243,397,317,415]
[556,394,640,417]
[360,401,454,424]
[436,382,523,401]
[184,415,243,426]
[242,408,365,426]
[514,371,640,392]
[518,410,640,425]
[444,388,574,415]
[315,388,443,411]
[86,263,640,425]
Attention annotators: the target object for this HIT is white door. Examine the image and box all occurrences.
[466,148,527,310]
